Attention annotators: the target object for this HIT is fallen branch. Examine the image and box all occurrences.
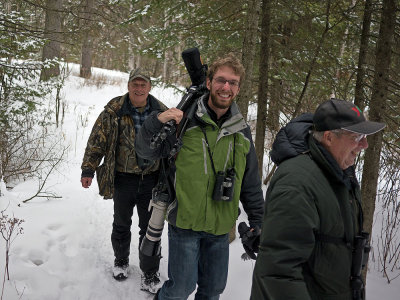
[22,145,67,203]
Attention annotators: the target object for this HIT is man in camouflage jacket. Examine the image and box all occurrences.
[81,68,167,293]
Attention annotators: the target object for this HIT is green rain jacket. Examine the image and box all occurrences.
[135,95,264,235]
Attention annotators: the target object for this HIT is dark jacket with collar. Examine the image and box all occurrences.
[251,114,363,300]
[81,93,167,199]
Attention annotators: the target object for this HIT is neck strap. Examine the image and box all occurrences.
[200,126,236,175]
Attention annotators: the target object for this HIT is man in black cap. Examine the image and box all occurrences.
[251,98,385,300]
[80,68,167,293]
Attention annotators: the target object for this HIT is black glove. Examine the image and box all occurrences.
[238,222,261,260]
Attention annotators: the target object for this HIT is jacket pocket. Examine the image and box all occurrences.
[96,164,108,197]
[311,242,352,295]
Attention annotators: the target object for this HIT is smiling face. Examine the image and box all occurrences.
[128,78,151,107]
[206,66,240,117]
[322,130,369,170]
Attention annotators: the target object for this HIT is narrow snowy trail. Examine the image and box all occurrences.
[3,158,166,299]
[3,157,251,300]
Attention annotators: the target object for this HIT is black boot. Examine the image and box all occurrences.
[112,258,129,281]
[141,271,162,294]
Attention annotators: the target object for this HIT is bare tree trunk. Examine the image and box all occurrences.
[5,2,14,64]
[231,1,261,242]
[128,44,135,71]
[330,0,357,99]
[360,0,396,282]
[162,14,169,81]
[40,0,62,81]
[80,0,94,79]
[293,0,331,117]
[163,50,169,82]
[236,0,261,121]
[255,0,271,178]
[0,137,3,196]
[267,78,281,132]
[128,2,136,71]
[354,0,373,111]
[266,27,283,135]
[136,52,142,68]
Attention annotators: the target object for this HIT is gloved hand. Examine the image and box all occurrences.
[238,222,261,260]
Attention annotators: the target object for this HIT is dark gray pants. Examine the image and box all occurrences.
[112,172,160,273]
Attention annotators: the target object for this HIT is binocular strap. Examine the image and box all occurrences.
[200,126,236,176]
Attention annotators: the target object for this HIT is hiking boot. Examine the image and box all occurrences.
[113,258,129,281]
[141,272,162,294]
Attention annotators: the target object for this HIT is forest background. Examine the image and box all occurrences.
[1,0,399,291]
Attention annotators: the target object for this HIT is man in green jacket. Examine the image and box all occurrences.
[251,99,385,300]
[80,68,167,293]
[136,53,264,299]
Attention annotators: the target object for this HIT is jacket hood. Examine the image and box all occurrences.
[270,113,314,165]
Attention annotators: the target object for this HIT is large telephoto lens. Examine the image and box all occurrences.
[140,200,168,257]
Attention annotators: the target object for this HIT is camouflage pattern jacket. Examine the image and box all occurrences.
[81,93,167,199]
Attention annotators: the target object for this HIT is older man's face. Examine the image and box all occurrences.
[323,130,369,170]
[128,78,151,107]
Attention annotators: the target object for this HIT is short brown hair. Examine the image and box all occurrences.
[207,53,245,84]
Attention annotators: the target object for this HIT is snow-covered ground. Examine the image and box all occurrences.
[1,65,399,299]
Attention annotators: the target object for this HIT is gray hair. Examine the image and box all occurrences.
[312,129,343,142]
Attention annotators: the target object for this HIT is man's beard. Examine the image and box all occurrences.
[210,88,233,109]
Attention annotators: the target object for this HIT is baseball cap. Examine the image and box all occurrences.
[129,68,151,83]
[313,98,385,134]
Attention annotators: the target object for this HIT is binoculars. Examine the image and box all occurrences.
[212,167,236,202]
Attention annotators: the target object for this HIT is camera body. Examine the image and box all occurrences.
[350,231,370,300]
[351,232,370,275]
[151,185,170,203]
[212,167,236,202]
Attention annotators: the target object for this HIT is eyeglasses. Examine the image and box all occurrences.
[336,129,367,142]
[350,133,367,142]
[213,77,239,88]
